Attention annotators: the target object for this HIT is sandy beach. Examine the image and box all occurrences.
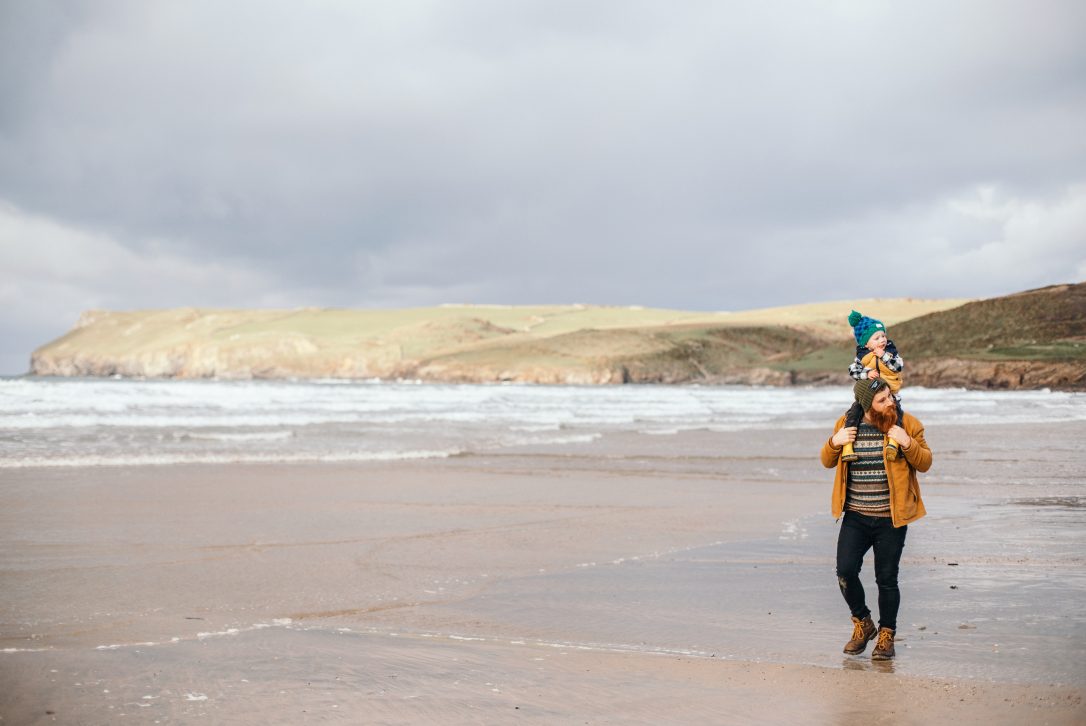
[2,423,1084,724]
[4,1,1084,722]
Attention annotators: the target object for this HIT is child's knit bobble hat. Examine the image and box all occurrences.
[854,377,889,413]
[849,310,887,347]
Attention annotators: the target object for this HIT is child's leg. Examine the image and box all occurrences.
[841,401,864,461]
[894,396,903,427]
[845,401,864,429]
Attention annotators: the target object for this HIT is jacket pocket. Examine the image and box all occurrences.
[902,476,922,518]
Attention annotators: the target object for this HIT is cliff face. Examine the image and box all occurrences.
[27,289,1083,390]
[907,358,1086,390]
[31,342,391,380]
[31,311,372,379]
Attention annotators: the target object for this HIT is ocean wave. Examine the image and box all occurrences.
[2,380,1084,466]
[500,433,603,447]
[184,430,295,442]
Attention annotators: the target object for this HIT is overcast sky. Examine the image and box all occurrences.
[1,1,1084,373]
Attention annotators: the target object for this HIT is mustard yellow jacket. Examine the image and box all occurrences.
[820,412,932,527]
[861,350,903,393]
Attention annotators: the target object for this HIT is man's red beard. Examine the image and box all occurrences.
[867,405,897,433]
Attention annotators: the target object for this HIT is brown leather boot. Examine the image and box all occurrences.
[871,627,896,660]
[843,615,877,654]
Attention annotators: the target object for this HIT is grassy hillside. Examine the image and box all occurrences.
[414,323,834,384]
[893,283,1086,361]
[796,283,1086,390]
[32,298,964,374]
[30,295,1008,385]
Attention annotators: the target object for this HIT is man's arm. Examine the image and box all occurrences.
[900,417,932,472]
[821,417,849,468]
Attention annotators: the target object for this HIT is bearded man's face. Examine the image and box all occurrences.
[868,388,897,433]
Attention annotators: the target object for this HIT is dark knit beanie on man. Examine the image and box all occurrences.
[854,377,890,413]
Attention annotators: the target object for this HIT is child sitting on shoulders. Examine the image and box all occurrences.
[841,310,905,462]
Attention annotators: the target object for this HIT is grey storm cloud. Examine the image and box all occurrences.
[1,0,1085,372]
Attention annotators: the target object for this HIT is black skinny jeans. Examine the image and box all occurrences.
[836,511,908,631]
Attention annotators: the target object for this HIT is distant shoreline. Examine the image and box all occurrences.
[25,286,1085,391]
[12,365,1086,391]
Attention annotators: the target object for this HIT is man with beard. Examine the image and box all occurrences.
[821,377,933,660]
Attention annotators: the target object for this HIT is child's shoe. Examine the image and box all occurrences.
[841,442,859,462]
[885,438,901,461]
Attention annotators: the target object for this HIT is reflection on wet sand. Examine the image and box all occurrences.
[842,657,896,675]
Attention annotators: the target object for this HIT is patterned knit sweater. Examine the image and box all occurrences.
[846,423,891,517]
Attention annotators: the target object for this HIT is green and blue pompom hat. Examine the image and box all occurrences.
[849,310,886,347]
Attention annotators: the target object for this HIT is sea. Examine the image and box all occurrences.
[2,376,1085,468]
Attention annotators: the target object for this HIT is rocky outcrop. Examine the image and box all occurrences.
[30,344,393,380]
[907,358,1086,391]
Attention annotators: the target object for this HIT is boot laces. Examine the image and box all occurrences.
[851,620,867,642]
[876,629,894,651]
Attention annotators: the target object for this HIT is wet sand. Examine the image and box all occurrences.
[2,424,1084,723]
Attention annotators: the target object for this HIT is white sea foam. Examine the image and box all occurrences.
[96,641,158,650]
[499,433,602,447]
[779,517,809,541]
[186,430,295,442]
[1,378,1083,468]
[0,449,463,469]
[83,619,298,654]
[196,628,241,639]
[1,647,54,653]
